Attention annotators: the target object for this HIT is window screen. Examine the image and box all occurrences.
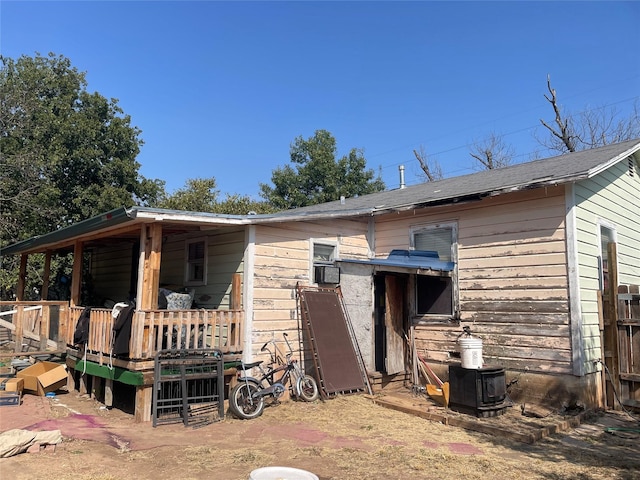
[414,226,453,261]
[416,275,453,315]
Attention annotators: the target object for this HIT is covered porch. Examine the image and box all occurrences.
[1,207,248,421]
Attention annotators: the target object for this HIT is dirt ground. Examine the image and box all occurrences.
[1,388,639,480]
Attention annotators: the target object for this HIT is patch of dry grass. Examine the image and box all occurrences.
[3,389,638,480]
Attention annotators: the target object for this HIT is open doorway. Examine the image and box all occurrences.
[374,273,407,375]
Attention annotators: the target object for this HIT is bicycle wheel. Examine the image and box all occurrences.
[229,380,265,420]
[296,374,319,402]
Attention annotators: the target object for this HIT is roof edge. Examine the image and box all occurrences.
[586,140,640,178]
[1,207,133,256]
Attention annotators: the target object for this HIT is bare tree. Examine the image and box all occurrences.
[580,100,640,148]
[537,75,640,153]
[413,146,443,182]
[469,132,515,170]
[539,75,578,152]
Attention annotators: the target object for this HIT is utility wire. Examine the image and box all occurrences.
[373,95,640,186]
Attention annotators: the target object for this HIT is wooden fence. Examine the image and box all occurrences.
[602,284,640,410]
[615,285,640,408]
[0,301,68,352]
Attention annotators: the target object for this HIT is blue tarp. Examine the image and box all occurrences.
[339,249,455,272]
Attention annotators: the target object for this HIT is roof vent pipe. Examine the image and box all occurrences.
[340,195,345,205]
[399,165,406,189]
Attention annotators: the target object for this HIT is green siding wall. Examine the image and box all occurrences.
[574,157,640,372]
[160,228,245,309]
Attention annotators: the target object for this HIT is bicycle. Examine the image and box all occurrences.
[229,332,319,420]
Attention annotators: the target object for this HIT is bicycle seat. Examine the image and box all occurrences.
[240,361,263,369]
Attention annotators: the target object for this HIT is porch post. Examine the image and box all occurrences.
[231,273,242,309]
[70,241,83,307]
[16,254,27,301]
[140,223,162,310]
[41,251,52,300]
[135,385,152,422]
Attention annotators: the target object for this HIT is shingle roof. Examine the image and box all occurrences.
[2,139,639,255]
[267,138,640,219]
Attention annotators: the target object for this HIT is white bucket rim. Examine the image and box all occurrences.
[249,466,319,480]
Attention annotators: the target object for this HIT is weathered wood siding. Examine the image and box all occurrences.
[90,243,136,303]
[251,219,370,354]
[90,228,245,309]
[375,186,572,374]
[574,158,640,373]
[160,228,245,309]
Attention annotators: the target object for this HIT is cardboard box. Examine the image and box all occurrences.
[17,361,67,396]
[2,377,24,393]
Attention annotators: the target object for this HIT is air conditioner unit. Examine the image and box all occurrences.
[315,265,340,284]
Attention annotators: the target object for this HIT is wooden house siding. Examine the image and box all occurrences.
[90,243,136,303]
[160,229,245,309]
[573,160,640,373]
[375,186,572,374]
[249,219,370,354]
[89,228,246,309]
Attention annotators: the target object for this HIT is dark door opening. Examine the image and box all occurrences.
[374,273,407,375]
[374,275,386,372]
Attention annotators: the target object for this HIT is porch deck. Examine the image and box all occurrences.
[0,301,244,421]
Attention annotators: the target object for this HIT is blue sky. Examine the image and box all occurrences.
[2,1,639,199]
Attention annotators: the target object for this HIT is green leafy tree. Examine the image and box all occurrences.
[0,52,163,247]
[0,53,164,299]
[214,194,276,215]
[156,178,220,212]
[260,129,385,210]
[156,177,275,215]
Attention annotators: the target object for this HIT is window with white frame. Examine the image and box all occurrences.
[312,242,337,265]
[412,223,456,261]
[411,222,457,319]
[184,238,207,286]
[598,224,616,291]
[311,240,339,284]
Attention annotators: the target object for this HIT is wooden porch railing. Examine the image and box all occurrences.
[0,301,68,352]
[68,306,243,361]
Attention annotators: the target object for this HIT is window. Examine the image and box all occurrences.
[598,225,615,291]
[411,222,457,319]
[311,240,338,284]
[313,242,337,265]
[412,223,455,261]
[184,238,207,286]
[416,275,453,315]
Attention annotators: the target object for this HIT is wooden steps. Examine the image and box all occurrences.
[368,371,410,393]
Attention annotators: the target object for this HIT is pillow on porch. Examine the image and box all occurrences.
[166,290,195,310]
